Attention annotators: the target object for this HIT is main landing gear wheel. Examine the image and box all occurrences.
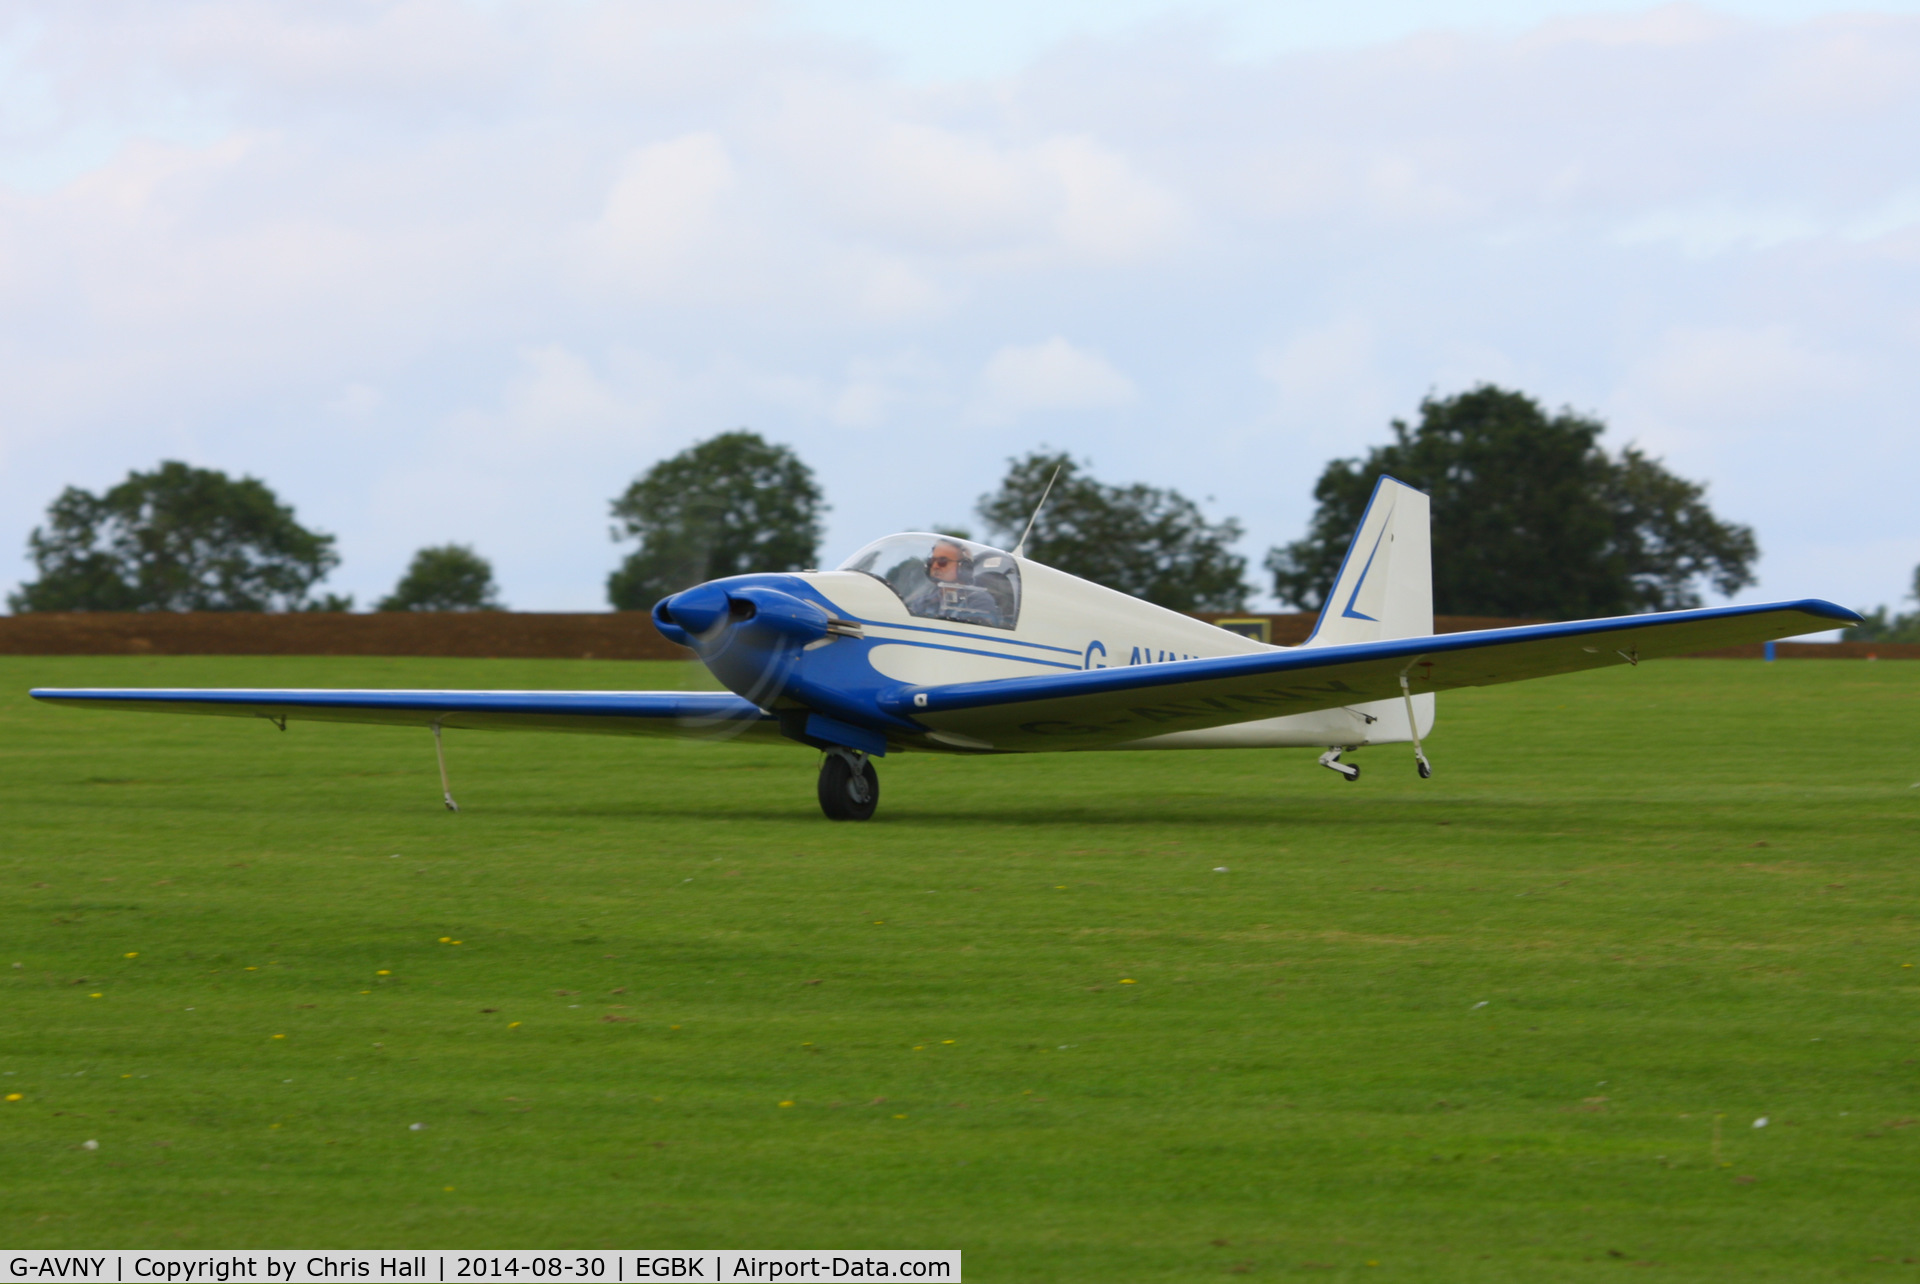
[818,749,879,821]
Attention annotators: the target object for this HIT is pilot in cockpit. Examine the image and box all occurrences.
[905,539,1008,628]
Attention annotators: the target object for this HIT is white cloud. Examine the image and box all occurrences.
[832,120,1043,249]
[973,337,1136,422]
[848,257,940,319]
[774,108,1183,262]
[330,382,385,418]
[821,351,943,428]
[1521,4,1741,49]
[1254,319,1396,452]
[1613,205,1824,256]
[504,345,629,437]
[1037,135,1184,258]
[1622,324,1860,423]
[1260,319,1377,407]
[585,133,740,296]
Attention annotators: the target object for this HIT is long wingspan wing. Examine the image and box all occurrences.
[28,687,785,742]
[880,599,1858,751]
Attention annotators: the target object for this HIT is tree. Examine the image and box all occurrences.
[377,545,503,612]
[1266,387,1758,619]
[607,430,825,610]
[977,450,1250,612]
[1598,446,1762,615]
[9,460,341,613]
[1843,563,1920,642]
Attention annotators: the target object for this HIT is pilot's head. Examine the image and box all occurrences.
[927,540,970,583]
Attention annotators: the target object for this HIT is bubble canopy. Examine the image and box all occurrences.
[838,534,1022,630]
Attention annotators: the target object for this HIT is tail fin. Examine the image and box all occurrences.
[1301,475,1432,648]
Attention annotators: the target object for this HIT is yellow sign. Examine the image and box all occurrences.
[1212,617,1271,643]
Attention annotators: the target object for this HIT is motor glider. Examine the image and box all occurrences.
[31,478,1858,820]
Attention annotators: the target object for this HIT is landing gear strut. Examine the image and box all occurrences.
[818,748,879,821]
[1399,674,1433,779]
[431,721,459,812]
[1319,747,1361,782]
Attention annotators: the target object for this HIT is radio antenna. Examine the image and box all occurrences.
[1012,463,1063,559]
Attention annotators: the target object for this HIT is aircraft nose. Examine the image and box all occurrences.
[653,582,823,650]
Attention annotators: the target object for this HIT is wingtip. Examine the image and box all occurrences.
[1797,599,1864,626]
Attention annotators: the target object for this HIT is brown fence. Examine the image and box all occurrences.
[1194,613,1541,645]
[1194,613,1916,660]
[1675,640,1920,660]
[1,609,1908,660]
[0,611,690,660]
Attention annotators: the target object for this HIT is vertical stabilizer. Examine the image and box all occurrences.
[1301,476,1432,648]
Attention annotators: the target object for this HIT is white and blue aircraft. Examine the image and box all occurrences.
[31,477,1856,820]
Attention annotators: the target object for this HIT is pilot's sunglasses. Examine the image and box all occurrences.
[928,556,959,568]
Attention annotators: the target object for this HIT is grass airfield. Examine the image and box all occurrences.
[2,654,1917,1278]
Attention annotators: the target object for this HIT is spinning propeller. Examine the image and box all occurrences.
[651,582,849,741]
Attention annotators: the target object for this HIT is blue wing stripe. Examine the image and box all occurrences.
[29,688,770,720]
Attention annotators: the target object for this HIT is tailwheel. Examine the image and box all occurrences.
[1318,746,1361,782]
[818,749,879,821]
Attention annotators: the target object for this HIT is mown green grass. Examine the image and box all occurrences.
[2,654,1917,1278]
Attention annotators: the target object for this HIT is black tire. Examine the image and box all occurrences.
[1344,765,1361,782]
[817,754,880,821]
[1417,760,1433,779]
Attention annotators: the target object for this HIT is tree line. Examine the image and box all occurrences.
[1845,567,1920,643]
[14,387,1824,623]
[8,460,502,614]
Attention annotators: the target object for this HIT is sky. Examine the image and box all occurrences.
[2,0,1916,622]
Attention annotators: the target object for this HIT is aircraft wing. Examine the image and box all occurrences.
[27,687,785,743]
[880,599,1859,752]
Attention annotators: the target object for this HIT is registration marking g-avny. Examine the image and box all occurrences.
[9,1260,110,1280]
